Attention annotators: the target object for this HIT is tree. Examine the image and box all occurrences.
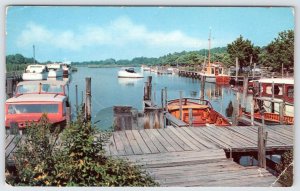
[259,30,294,71]
[227,35,260,71]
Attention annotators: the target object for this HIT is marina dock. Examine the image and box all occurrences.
[101,125,292,186]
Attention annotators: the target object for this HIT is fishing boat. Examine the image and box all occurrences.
[22,64,48,81]
[167,98,231,127]
[5,94,68,130]
[118,68,143,78]
[61,63,71,77]
[47,63,64,78]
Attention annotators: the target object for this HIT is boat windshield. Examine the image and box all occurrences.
[125,68,135,73]
[17,84,64,94]
[8,104,59,114]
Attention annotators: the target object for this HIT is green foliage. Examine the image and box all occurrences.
[6,54,38,72]
[227,35,260,70]
[6,112,158,186]
[276,150,293,187]
[259,30,294,72]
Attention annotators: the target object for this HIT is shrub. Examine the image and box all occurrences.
[6,112,158,186]
[276,150,293,187]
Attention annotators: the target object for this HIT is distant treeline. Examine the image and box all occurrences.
[6,30,294,72]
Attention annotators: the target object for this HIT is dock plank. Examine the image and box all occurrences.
[125,131,143,155]
[149,129,176,152]
[145,129,168,153]
[168,127,200,151]
[139,130,159,154]
[131,130,151,154]
[157,129,184,152]
[117,131,134,155]
[164,128,193,151]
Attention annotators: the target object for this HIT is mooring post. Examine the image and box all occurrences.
[251,99,255,126]
[200,75,205,100]
[75,84,78,114]
[144,81,149,100]
[179,90,183,120]
[258,125,268,169]
[164,87,168,128]
[6,78,14,98]
[253,62,256,79]
[85,77,92,121]
[161,89,164,109]
[279,102,284,124]
[235,57,239,82]
[241,76,248,111]
[148,76,152,102]
[66,106,71,127]
[188,108,193,127]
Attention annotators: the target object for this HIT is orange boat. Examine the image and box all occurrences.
[167,98,231,127]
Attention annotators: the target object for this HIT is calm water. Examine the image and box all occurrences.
[68,67,237,130]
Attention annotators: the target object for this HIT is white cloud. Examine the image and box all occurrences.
[16,17,206,51]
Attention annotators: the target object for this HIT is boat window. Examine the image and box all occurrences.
[211,68,214,74]
[287,86,294,97]
[29,66,43,68]
[17,85,39,94]
[266,85,282,95]
[219,68,223,74]
[42,84,63,93]
[8,104,59,114]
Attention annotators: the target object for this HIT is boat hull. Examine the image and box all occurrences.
[118,71,143,78]
[22,72,48,81]
[48,70,63,78]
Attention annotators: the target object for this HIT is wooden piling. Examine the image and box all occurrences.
[113,106,133,131]
[241,76,248,111]
[6,78,14,98]
[179,91,183,120]
[200,75,205,100]
[188,108,193,126]
[250,99,255,126]
[66,106,71,126]
[258,126,268,169]
[85,77,91,121]
[279,102,284,125]
[235,57,239,82]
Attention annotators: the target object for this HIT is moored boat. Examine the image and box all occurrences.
[22,64,48,81]
[118,68,144,78]
[5,94,68,130]
[167,98,231,127]
[141,65,151,71]
[47,63,64,78]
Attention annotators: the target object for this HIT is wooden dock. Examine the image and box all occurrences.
[6,125,292,186]
[102,125,293,187]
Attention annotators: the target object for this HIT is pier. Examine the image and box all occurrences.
[101,125,292,186]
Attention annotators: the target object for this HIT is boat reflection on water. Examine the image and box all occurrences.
[205,83,223,100]
[118,78,142,87]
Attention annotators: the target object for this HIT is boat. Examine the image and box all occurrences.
[118,68,144,78]
[5,94,68,130]
[199,30,230,83]
[61,63,71,77]
[243,77,294,125]
[22,64,48,81]
[167,98,231,127]
[47,63,64,78]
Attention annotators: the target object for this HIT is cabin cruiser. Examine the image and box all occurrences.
[118,68,143,78]
[200,62,230,83]
[47,63,64,78]
[5,94,68,130]
[244,77,294,125]
[22,65,48,81]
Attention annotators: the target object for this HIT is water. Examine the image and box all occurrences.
[68,67,236,130]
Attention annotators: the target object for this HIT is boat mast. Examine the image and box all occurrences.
[33,45,36,64]
[208,29,211,67]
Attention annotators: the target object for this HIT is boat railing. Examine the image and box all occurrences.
[167,97,213,108]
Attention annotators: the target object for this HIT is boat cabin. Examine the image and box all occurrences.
[250,78,294,104]
[203,62,226,76]
[5,94,67,129]
[125,68,136,73]
[25,64,48,73]
[15,80,69,97]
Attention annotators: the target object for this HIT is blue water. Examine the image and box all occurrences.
[68,67,236,129]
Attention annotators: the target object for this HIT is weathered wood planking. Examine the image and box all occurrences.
[107,125,293,156]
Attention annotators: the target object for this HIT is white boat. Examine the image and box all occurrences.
[47,63,64,78]
[22,65,48,81]
[118,68,144,78]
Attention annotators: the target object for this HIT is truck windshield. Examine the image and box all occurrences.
[8,104,59,114]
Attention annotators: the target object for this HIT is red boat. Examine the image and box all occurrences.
[5,94,68,130]
[167,98,230,127]
[243,111,294,125]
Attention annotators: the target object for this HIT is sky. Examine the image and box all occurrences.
[6,6,294,62]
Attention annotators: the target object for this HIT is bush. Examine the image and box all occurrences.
[6,113,158,186]
[276,150,293,187]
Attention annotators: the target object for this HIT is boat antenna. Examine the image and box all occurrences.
[208,29,211,67]
[33,45,36,65]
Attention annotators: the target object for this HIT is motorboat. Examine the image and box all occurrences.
[5,94,68,129]
[47,63,64,78]
[22,64,48,81]
[118,68,143,78]
[167,98,231,127]
[61,63,71,77]
[141,65,150,71]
